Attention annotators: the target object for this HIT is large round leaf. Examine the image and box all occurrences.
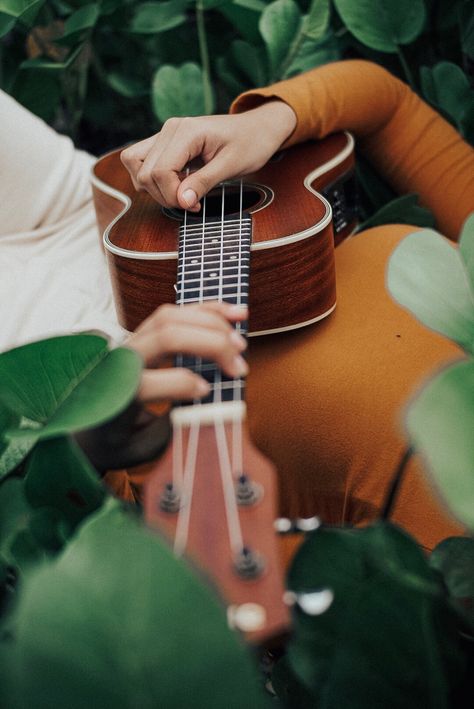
[0,335,142,440]
[387,230,474,355]
[333,0,426,52]
[151,62,214,122]
[406,360,474,530]
[3,499,269,708]
[282,524,464,708]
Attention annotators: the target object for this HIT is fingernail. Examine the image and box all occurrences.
[230,330,247,350]
[227,304,248,317]
[233,355,249,377]
[182,189,197,207]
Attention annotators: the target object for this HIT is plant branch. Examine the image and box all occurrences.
[195,0,213,115]
[397,45,416,90]
[380,445,414,521]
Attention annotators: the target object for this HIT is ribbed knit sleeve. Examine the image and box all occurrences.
[230,60,474,240]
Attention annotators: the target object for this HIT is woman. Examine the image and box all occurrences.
[121,60,474,551]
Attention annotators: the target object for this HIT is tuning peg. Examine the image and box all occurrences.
[234,546,265,579]
[235,474,262,506]
[159,482,180,513]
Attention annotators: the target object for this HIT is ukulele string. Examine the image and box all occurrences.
[232,179,244,479]
[211,180,246,555]
[173,418,200,556]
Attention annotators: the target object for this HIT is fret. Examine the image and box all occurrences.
[180,275,249,292]
[180,287,247,301]
[179,259,249,271]
[177,294,248,304]
[179,244,250,256]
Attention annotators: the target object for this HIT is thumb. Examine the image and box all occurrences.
[176,151,235,211]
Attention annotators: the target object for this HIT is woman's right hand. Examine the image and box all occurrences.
[120,101,297,213]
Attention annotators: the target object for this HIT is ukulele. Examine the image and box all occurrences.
[92,133,356,644]
[92,132,357,333]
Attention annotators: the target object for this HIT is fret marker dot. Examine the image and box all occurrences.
[191,259,198,264]
[210,272,217,277]
[212,239,218,243]
[230,256,237,260]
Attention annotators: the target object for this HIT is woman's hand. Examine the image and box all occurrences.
[126,301,249,402]
[120,101,297,212]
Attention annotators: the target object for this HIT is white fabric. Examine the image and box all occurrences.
[0,90,125,351]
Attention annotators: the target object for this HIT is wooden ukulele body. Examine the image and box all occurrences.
[92,132,356,333]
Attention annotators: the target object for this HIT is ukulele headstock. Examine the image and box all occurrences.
[144,401,289,645]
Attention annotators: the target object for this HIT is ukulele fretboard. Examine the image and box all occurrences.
[176,212,251,404]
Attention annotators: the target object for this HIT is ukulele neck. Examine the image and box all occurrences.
[175,208,251,407]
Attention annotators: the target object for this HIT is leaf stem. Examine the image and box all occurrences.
[195,0,213,115]
[380,446,414,521]
[276,23,305,82]
[397,46,416,90]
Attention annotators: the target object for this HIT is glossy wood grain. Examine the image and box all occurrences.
[92,134,355,333]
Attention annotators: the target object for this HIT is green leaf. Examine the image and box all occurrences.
[230,39,268,86]
[55,2,100,45]
[219,0,263,44]
[431,536,474,632]
[420,62,473,129]
[387,230,474,354]
[302,0,330,41]
[0,335,142,440]
[24,437,105,526]
[460,1,474,59]
[259,0,302,78]
[107,72,148,98]
[19,44,83,71]
[282,28,341,79]
[357,193,436,232]
[0,0,44,35]
[406,360,474,531]
[130,0,187,34]
[0,477,33,565]
[333,0,426,53]
[459,213,474,292]
[3,499,269,708]
[0,11,16,36]
[10,67,62,122]
[285,524,464,707]
[151,62,213,122]
[0,403,37,480]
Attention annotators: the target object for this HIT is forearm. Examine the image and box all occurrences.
[231,60,474,239]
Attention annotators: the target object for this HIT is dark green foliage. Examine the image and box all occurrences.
[274,524,470,708]
[1,499,270,709]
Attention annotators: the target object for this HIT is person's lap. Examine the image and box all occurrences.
[246,224,463,551]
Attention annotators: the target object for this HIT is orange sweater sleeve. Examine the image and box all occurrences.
[230,60,474,240]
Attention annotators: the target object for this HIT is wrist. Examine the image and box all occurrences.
[250,100,297,148]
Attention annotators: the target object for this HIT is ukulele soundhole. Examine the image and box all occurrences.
[163,182,272,222]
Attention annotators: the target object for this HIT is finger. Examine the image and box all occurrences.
[176,148,240,210]
[138,368,211,402]
[120,136,156,190]
[134,302,248,340]
[129,323,249,377]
